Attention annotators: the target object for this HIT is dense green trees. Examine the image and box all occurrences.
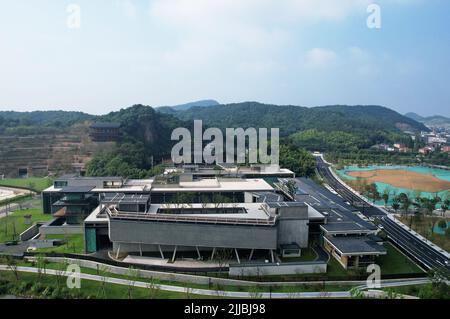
[279,144,316,177]
[163,102,427,137]
[289,129,413,153]
[0,111,94,136]
[85,105,317,178]
[86,153,165,179]
[326,149,450,167]
[86,105,187,178]
[391,192,444,216]
[160,102,435,167]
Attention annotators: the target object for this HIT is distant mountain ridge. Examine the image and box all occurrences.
[405,112,450,129]
[0,102,432,178]
[158,99,220,112]
[159,102,429,136]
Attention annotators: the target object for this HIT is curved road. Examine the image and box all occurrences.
[316,156,450,272]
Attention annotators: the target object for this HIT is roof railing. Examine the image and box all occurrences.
[104,206,276,226]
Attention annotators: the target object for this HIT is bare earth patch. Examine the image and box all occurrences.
[347,169,450,193]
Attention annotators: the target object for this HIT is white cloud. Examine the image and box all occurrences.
[144,0,373,77]
[303,48,338,69]
[148,0,372,26]
[116,0,137,19]
[347,46,382,76]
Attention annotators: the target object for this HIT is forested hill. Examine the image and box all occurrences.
[85,105,189,178]
[0,110,94,135]
[0,106,189,178]
[0,110,94,124]
[158,102,429,153]
[96,104,188,161]
[159,102,428,136]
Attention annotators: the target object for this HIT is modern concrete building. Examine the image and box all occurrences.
[96,201,315,261]
[41,170,384,272]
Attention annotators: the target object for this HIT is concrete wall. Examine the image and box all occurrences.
[113,243,215,254]
[277,220,309,248]
[35,257,330,287]
[64,179,104,188]
[20,224,41,241]
[229,262,327,277]
[109,219,278,252]
[39,225,83,235]
[28,239,59,249]
[244,192,254,203]
[277,206,309,248]
[324,239,348,269]
[37,256,249,287]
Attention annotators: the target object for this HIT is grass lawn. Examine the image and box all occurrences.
[326,257,350,277]
[0,177,53,192]
[383,283,450,299]
[36,234,85,254]
[0,271,211,299]
[13,260,354,294]
[0,208,53,243]
[376,243,424,275]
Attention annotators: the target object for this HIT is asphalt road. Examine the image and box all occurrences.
[380,216,450,271]
[316,156,450,272]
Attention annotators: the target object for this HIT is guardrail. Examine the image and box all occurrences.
[21,252,226,274]
[106,207,277,226]
[16,251,427,282]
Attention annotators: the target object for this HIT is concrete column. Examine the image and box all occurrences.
[139,244,143,257]
[196,246,201,260]
[171,246,178,263]
[158,245,165,259]
[235,249,241,264]
[270,250,275,263]
[210,247,216,260]
[115,244,121,259]
[248,249,254,261]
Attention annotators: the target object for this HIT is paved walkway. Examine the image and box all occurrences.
[312,245,330,263]
[0,203,21,218]
[123,255,223,268]
[0,265,433,299]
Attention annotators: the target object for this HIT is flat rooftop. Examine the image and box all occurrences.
[100,193,150,204]
[105,202,276,226]
[150,178,274,192]
[294,178,378,233]
[326,236,387,256]
[321,222,371,234]
[44,177,274,193]
[267,202,307,208]
[151,203,271,220]
[253,191,285,203]
[60,186,95,193]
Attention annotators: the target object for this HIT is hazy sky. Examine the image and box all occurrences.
[0,0,449,116]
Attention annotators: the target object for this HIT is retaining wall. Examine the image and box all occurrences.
[229,262,327,277]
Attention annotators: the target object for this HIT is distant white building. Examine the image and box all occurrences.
[428,136,447,144]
